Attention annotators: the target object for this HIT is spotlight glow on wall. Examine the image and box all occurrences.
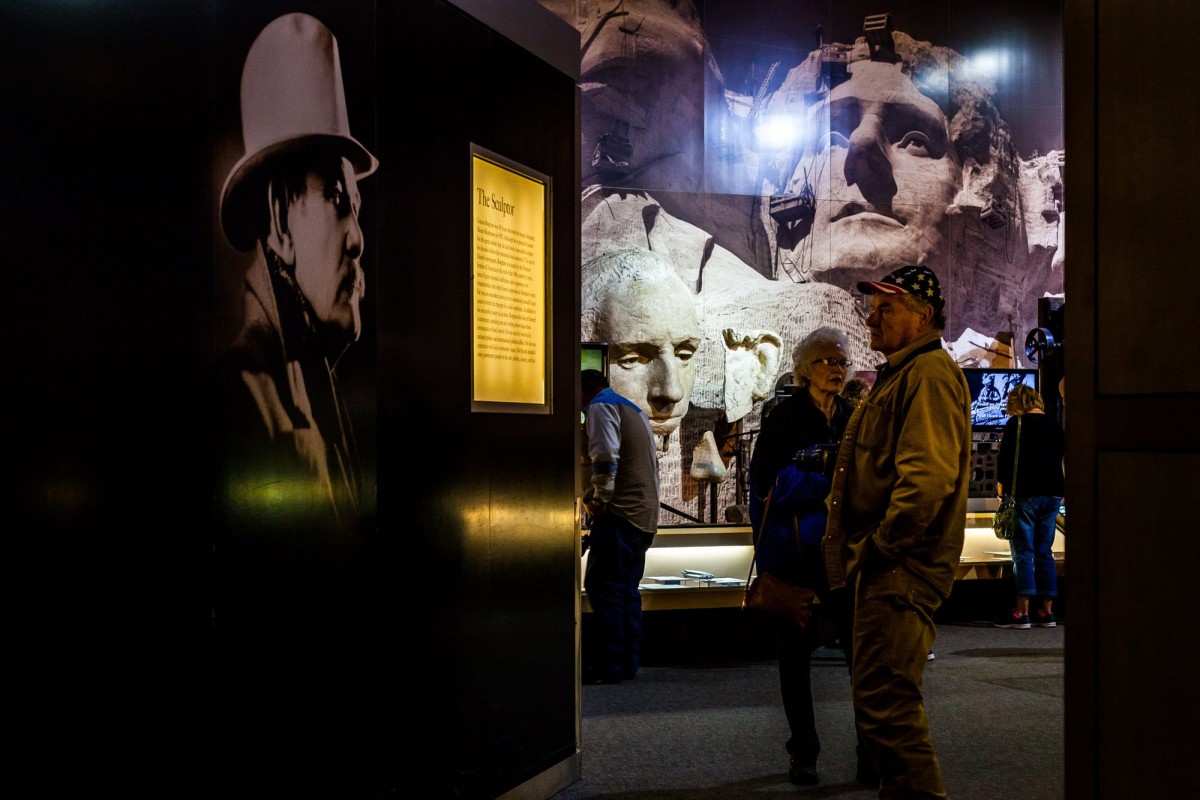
[965,50,1010,79]
[754,114,805,150]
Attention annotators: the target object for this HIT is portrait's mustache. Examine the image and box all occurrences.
[342,261,365,299]
[345,262,365,345]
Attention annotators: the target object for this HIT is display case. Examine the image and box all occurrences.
[956,511,1066,579]
[581,513,1066,611]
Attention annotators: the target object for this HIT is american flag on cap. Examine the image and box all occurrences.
[856,265,944,310]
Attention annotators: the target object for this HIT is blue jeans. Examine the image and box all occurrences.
[1010,495,1061,598]
[584,513,655,680]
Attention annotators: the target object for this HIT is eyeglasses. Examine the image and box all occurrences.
[811,357,852,368]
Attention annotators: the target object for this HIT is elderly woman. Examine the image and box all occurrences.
[747,326,874,787]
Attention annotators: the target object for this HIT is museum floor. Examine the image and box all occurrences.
[556,604,1065,799]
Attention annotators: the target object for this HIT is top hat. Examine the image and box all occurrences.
[857,265,945,311]
[220,13,379,251]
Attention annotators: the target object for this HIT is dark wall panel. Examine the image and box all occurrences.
[376,2,581,797]
[5,1,216,793]
[1097,452,1200,796]
[1096,1,1199,394]
[1064,1,1200,797]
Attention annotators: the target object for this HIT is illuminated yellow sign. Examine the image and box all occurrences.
[470,146,550,412]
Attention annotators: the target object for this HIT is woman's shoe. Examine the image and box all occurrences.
[788,756,818,785]
[1031,609,1057,627]
[994,609,1031,629]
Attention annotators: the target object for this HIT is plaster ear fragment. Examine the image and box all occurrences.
[689,430,728,483]
[721,328,783,422]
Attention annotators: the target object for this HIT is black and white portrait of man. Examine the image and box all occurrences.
[215,10,379,528]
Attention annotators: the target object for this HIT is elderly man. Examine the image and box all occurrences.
[823,265,971,799]
[217,12,378,524]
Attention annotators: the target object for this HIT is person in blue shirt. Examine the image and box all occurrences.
[581,369,661,684]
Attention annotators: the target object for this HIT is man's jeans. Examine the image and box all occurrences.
[584,513,655,680]
[852,562,948,799]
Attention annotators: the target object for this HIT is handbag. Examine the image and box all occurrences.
[993,416,1022,541]
[743,487,817,630]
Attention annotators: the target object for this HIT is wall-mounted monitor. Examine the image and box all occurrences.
[581,341,608,378]
[963,367,1039,432]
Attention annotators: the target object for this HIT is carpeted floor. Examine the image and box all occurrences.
[553,621,1064,799]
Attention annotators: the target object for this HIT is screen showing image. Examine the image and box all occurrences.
[963,368,1039,432]
[581,342,608,377]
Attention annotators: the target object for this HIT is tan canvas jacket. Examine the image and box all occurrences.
[822,329,972,598]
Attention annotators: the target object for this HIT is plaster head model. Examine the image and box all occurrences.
[582,248,702,437]
[218,12,378,520]
[774,59,959,284]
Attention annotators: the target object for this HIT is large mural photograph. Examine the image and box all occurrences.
[543,0,1064,525]
[209,3,381,784]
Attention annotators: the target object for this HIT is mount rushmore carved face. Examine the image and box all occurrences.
[777,60,960,282]
[543,0,715,195]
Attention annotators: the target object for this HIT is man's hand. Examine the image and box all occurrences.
[592,473,615,497]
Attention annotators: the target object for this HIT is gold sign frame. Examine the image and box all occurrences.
[469,144,552,414]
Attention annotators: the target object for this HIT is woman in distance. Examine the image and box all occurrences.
[994,384,1065,629]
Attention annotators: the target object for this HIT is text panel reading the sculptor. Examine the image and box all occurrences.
[471,149,548,408]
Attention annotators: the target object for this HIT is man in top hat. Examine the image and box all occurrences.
[217,12,378,524]
[822,265,971,798]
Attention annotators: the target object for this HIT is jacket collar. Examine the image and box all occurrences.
[874,329,945,386]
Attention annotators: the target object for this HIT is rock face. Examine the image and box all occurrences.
[546,0,721,195]
[751,31,1063,342]
[543,0,1063,524]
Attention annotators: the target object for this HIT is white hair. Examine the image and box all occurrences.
[791,326,850,386]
